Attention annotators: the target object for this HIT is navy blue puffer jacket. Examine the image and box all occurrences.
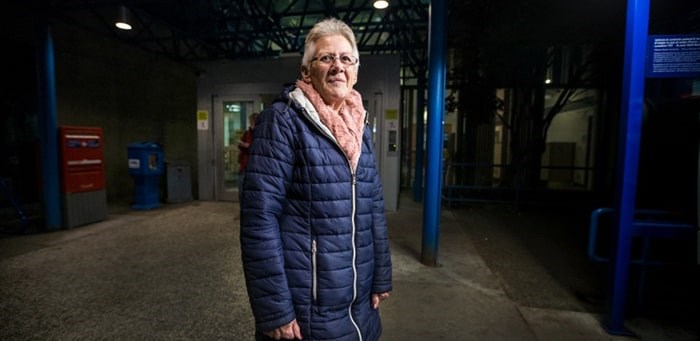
[240,85,393,341]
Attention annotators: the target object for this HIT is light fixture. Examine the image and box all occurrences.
[115,5,132,30]
[373,0,389,9]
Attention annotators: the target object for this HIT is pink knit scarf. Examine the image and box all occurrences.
[295,80,365,172]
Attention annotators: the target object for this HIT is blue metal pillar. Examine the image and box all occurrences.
[413,75,426,202]
[421,0,447,266]
[603,0,649,335]
[36,21,62,231]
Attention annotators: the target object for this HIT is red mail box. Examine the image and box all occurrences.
[59,126,105,193]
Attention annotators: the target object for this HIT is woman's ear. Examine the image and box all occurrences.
[300,65,311,82]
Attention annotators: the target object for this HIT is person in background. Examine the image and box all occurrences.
[239,17,392,341]
[237,112,258,200]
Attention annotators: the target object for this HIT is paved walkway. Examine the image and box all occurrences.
[0,198,696,340]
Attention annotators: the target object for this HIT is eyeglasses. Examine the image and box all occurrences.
[310,54,359,66]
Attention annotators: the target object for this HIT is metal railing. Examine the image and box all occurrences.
[587,207,697,309]
[441,161,598,207]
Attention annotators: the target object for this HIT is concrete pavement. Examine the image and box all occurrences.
[0,197,696,340]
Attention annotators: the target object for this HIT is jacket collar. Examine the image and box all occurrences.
[288,87,335,140]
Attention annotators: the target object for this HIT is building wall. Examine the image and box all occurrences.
[51,21,199,206]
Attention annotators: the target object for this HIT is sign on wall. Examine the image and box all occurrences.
[197,110,209,130]
[646,34,700,78]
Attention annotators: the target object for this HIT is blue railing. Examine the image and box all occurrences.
[441,161,598,206]
[588,207,696,310]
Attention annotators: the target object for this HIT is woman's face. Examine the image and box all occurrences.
[302,34,358,108]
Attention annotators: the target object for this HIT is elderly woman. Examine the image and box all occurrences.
[240,18,392,341]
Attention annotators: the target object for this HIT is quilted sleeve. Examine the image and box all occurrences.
[239,104,297,332]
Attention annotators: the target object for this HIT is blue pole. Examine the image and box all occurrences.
[421,0,447,266]
[603,0,649,335]
[36,21,62,231]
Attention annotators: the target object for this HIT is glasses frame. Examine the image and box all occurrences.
[310,54,359,66]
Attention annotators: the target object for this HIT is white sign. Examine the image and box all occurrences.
[197,110,209,130]
[128,159,140,169]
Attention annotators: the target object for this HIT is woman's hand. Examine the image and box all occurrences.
[371,292,390,309]
[264,319,303,340]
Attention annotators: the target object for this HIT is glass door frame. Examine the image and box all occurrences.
[214,96,261,201]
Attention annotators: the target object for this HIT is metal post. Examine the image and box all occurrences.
[421,0,447,266]
[413,76,426,202]
[36,21,62,231]
[603,0,649,334]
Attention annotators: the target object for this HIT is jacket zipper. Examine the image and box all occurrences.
[348,172,362,341]
[312,239,318,303]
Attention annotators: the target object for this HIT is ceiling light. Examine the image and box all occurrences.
[115,5,132,30]
[373,0,389,9]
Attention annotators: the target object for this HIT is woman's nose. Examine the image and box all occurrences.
[329,60,345,72]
